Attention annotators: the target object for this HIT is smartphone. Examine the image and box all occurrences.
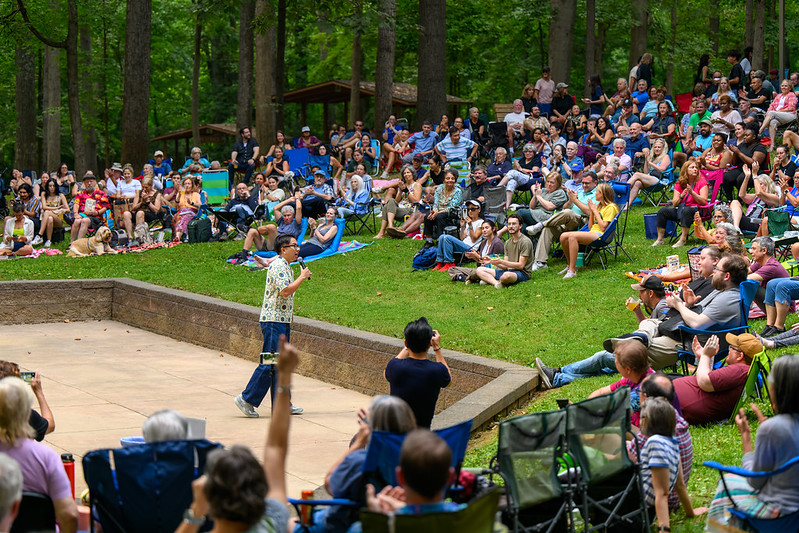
[556,398,569,409]
[260,353,277,365]
[20,371,35,383]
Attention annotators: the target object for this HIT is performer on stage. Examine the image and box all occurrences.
[234,234,311,417]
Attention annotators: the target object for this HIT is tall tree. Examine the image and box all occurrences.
[584,0,595,98]
[415,0,446,129]
[349,0,364,126]
[192,1,202,147]
[254,0,276,148]
[373,0,396,132]
[745,0,754,48]
[42,42,61,172]
[752,0,766,71]
[547,0,576,85]
[237,0,255,131]
[629,0,648,70]
[274,0,285,131]
[17,0,88,175]
[121,0,152,172]
[80,24,97,173]
[15,39,37,170]
[709,0,720,57]
[665,1,677,94]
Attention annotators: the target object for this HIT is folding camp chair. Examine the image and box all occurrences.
[567,387,649,532]
[728,348,772,423]
[486,122,510,160]
[675,279,759,373]
[609,180,633,261]
[285,148,311,178]
[703,456,799,533]
[639,167,675,207]
[289,420,473,532]
[668,169,724,244]
[344,199,380,235]
[9,491,55,533]
[482,185,508,229]
[83,439,222,533]
[493,408,574,533]
[359,487,501,533]
[582,213,621,270]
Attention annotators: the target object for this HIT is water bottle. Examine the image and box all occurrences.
[61,453,75,499]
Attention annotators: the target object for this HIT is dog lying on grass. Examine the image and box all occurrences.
[67,226,118,257]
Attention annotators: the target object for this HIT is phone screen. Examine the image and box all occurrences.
[20,371,35,383]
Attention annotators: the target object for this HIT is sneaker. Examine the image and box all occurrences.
[234,394,259,418]
[432,262,444,271]
[558,267,569,275]
[373,186,384,194]
[765,327,786,337]
[479,280,488,285]
[759,325,775,337]
[381,172,389,179]
[526,222,544,236]
[563,270,577,279]
[31,235,43,246]
[441,263,456,271]
[291,405,304,415]
[531,261,548,271]
[535,358,555,390]
[43,240,51,248]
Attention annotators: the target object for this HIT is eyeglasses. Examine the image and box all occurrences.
[287,244,300,249]
[467,207,480,211]
[713,267,727,273]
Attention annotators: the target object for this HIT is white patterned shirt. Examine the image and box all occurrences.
[259,256,294,323]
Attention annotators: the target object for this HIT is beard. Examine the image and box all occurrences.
[711,274,725,291]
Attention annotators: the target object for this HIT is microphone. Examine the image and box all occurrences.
[298,257,311,277]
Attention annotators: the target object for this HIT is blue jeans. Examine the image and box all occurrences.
[764,277,799,306]
[228,161,256,187]
[436,234,473,263]
[552,350,617,387]
[241,322,290,408]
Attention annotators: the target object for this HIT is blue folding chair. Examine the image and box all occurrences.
[289,420,473,531]
[285,148,311,178]
[83,439,222,533]
[703,456,799,532]
[676,279,759,373]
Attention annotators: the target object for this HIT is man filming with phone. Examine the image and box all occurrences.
[234,234,310,418]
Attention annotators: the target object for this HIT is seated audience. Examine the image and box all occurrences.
[0,362,55,442]
[263,175,286,219]
[404,121,438,163]
[33,179,68,247]
[536,275,667,389]
[299,395,417,533]
[699,132,732,172]
[375,166,422,239]
[418,154,444,193]
[674,333,757,425]
[69,172,110,243]
[626,138,672,209]
[729,163,779,235]
[706,354,799,529]
[16,183,41,237]
[458,220,505,279]
[300,170,335,219]
[180,146,210,173]
[299,206,338,258]
[220,182,259,237]
[296,126,321,155]
[109,164,142,240]
[710,96,741,138]
[760,275,799,336]
[264,130,294,160]
[588,339,653,426]
[240,197,303,261]
[723,123,768,201]
[432,200,483,271]
[651,159,708,248]
[0,377,79,532]
[474,214,533,288]
[637,397,707,531]
[173,176,201,243]
[385,317,451,429]
[748,236,790,312]
[176,338,297,533]
[227,127,260,187]
[423,169,462,240]
[559,182,618,279]
[0,202,34,257]
[517,174,567,231]
[434,127,477,164]
[485,147,512,183]
[266,146,290,180]
[759,79,797,147]
[337,175,369,220]
[503,99,529,149]
[693,205,732,245]
[142,409,189,442]
[152,151,172,178]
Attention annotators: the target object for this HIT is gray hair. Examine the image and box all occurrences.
[755,174,778,196]
[0,453,21,524]
[142,409,189,443]
[617,77,628,87]
[281,204,296,215]
[566,141,578,150]
[350,175,363,193]
[613,138,627,149]
[513,99,522,105]
[770,354,799,415]
[368,395,417,433]
[469,106,478,114]
[752,236,775,256]
[713,204,733,224]
[191,146,202,155]
[716,222,739,236]
[495,147,507,157]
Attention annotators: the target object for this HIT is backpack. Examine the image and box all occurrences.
[187,217,212,243]
[411,238,437,271]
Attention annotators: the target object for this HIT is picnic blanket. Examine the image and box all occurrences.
[0,248,63,260]
[228,240,372,268]
[625,263,692,289]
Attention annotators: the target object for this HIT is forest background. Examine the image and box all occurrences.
[1,0,797,176]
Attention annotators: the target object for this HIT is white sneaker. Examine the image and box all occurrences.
[373,186,384,194]
[43,240,51,248]
[234,394,259,418]
[291,405,304,415]
[558,267,569,275]
[563,270,577,279]
[31,235,43,246]
[531,261,548,271]
[526,222,544,235]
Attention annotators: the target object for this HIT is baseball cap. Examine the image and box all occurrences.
[313,169,327,177]
[556,82,569,90]
[154,150,164,157]
[631,275,665,292]
[302,126,311,132]
[726,333,763,360]
[413,154,424,161]
[699,118,713,126]
[466,199,481,209]
[81,171,96,182]
[622,98,633,107]
[570,159,584,172]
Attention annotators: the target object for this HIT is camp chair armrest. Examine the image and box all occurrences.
[678,324,749,337]
[287,498,358,507]
[704,456,799,478]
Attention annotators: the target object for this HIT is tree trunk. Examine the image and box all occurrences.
[584,0,595,98]
[255,0,276,148]
[547,0,576,85]
[236,0,255,131]
[629,0,648,70]
[42,43,61,172]
[373,0,396,132]
[415,0,446,129]
[80,24,97,173]
[767,0,776,71]
[666,1,677,94]
[709,0,720,57]
[349,1,364,127]
[121,0,152,173]
[192,4,202,147]
[274,0,286,131]
[752,0,766,71]
[745,0,754,48]
[595,21,608,77]
[15,40,37,171]
[102,12,110,168]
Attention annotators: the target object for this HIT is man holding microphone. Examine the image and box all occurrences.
[235,234,310,417]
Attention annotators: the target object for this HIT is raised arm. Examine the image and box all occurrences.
[264,336,298,503]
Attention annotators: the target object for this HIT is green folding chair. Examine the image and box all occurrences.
[729,349,772,423]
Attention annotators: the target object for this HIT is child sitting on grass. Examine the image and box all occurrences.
[588,338,653,427]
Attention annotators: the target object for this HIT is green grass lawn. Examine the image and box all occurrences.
[1,205,791,530]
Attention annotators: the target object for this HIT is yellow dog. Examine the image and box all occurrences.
[67,226,118,257]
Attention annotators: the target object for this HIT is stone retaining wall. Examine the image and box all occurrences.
[0,279,537,431]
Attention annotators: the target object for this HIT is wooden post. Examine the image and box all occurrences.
[301,102,307,127]
[323,103,329,133]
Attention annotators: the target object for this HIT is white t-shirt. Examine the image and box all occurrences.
[117,179,142,197]
[504,111,527,127]
[463,218,484,247]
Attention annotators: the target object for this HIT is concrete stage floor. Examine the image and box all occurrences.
[4,320,371,498]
